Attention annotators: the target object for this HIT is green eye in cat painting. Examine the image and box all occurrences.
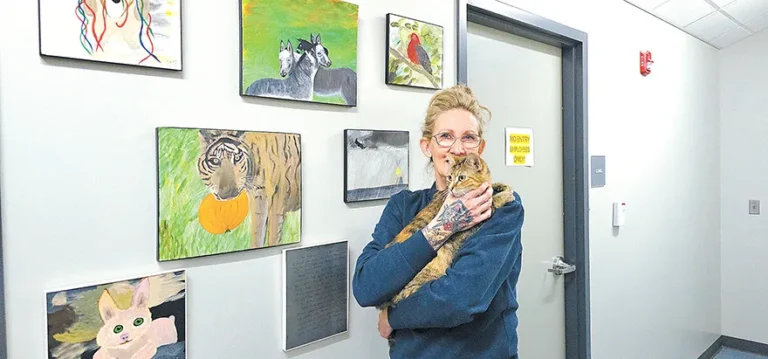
[133,317,145,326]
[113,325,124,334]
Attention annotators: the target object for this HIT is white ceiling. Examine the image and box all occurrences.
[624,0,768,49]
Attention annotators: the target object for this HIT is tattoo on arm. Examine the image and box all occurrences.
[422,200,474,250]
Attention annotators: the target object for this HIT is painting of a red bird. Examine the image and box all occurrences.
[386,13,443,89]
[407,33,432,74]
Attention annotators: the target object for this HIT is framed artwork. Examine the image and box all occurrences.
[240,0,359,106]
[156,127,302,261]
[385,13,443,89]
[344,129,409,203]
[282,240,348,351]
[46,270,186,359]
[38,0,183,70]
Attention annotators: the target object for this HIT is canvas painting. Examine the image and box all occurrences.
[240,0,359,106]
[46,270,186,359]
[38,0,182,70]
[344,130,409,203]
[157,127,302,261]
[386,13,443,89]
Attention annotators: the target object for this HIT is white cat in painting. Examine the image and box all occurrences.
[94,278,178,359]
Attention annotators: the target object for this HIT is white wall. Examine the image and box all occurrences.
[0,0,725,358]
[0,0,454,358]
[496,1,722,358]
[720,28,768,344]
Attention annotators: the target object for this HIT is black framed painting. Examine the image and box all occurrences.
[344,129,409,203]
[385,13,443,89]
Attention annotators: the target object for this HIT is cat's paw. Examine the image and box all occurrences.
[491,183,515,208]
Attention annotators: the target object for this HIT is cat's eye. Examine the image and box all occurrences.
[113,325,124,334]
[458,175,466,181]
[447,175,453,181]
[133,318,144,326]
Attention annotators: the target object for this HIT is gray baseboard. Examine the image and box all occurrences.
[699,335,768,359]
[698,336,725,359]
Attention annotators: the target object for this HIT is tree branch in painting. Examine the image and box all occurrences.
[389,47,440,88]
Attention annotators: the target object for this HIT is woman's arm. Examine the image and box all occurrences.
[386,192,524,329]
[352,192,438,308]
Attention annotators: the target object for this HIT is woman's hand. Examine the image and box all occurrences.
[421,181,493,250]
[378,309,393,339]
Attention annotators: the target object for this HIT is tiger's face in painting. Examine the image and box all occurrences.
[198,130,255,201]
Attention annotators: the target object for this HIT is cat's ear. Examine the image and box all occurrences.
[130,278,151,310]
[98,290,118,322]
[466,153,483,171]
[445,154,456,168]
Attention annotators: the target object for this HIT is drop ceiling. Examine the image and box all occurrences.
[624,0,768,49]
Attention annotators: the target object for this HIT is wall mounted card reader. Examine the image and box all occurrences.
[613,202,626,227]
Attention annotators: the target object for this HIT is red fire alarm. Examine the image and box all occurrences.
[640,51,653,76]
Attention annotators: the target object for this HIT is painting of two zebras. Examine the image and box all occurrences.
[240,0,358,106]
[157,127,301,261]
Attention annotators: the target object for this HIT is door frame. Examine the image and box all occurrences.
[457,1,591,358]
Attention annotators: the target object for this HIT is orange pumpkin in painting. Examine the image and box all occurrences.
[198,190,249,234]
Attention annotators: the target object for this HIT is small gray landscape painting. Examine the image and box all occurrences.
[344,130,409,202]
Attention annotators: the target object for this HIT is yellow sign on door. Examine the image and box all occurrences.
[505,127,534,167]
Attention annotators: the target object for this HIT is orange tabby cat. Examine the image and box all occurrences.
[377,152,514,311]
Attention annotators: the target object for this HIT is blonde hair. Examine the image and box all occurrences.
[421,83,491,140]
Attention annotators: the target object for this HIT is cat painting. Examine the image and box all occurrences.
[46,270,186,359]
[94,278,178,359]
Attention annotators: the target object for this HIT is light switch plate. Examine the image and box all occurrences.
[749,200,760,215]
[591,156,606,188]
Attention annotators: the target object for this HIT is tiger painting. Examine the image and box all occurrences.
[197,129,301,248]
[157,127,301,261]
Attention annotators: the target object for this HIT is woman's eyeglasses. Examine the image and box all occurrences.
[432,131,482,149]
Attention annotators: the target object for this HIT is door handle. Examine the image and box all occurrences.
[548,256,576,276]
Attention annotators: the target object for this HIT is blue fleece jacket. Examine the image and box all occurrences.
[352,183,524,359]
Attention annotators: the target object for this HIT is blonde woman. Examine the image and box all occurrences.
[353,84,525,359]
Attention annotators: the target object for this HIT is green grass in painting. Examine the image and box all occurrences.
[241,0,358,105]
[157,128,300,261]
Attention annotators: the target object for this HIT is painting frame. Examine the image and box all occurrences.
[343,129,410,203]
[44,269,187,359]
[385,13,444,90]
[282,239,349,351]
[155,126,303,262]
[239,0,360,107]
[37,0,184,71]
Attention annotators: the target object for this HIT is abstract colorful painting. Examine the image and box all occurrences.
[385,13,443,89]
[38,0,182,70]
[344,130,409,203]
[240,0,359,106]
[157,127,301,261]
[46,270,186,359]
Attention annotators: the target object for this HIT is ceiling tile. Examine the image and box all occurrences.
[685,11,740,40]
[626,0,672,10]
[653,0,717,27]
[744,11,768,31]
[709,25,753,47]
[712,0,738,7]
[721,0,768,23]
